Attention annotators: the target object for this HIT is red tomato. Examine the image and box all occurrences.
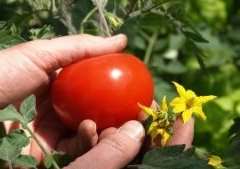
[51,53,154,130]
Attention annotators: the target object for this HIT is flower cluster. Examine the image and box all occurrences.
[208,155,225,169]
[139,81,216,146]
[139,97,174,146]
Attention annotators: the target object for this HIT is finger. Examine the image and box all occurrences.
[99,127,117,140]
[64,121,145,169]
[77,119,98,150]
[0,34,127,107]
[168,118,194,149]
[25,97,67,162]
[1,34,127,72]
[57,120,98,157]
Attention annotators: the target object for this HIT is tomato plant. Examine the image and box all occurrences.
[51,53,154,130]
[1,0,240,168]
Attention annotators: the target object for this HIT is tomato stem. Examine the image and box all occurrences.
[94,0,112,37]
[59,0,77,34]
[80,7,98,34]
[51,0,57,14]
[144,31,159,65]
[25,126,61,169]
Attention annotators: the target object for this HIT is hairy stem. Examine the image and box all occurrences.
[130,0,178,18]
[51,0,57,14]
[80,7,98,34]
[94,0,111,37]
[144,31,159,65]
[123,0,137,19]
[25,126,61,169]
[59,0,77,34]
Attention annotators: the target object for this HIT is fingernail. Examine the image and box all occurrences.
[109,34,127,41]
[118,121,145,142]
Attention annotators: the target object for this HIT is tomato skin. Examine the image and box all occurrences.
[51,53,154,130]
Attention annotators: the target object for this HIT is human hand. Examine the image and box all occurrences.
[0,34,194,169]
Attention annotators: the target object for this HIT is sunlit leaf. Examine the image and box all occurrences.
[13,155,37,169]
[0,129,29,161]
[0,105,24,123]
[132,145,211,169]
[20,95,37,124]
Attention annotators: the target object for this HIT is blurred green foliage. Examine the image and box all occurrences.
[1,0,240,167]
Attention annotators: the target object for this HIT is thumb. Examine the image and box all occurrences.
[64,121,145,169]
[0,34,127,107]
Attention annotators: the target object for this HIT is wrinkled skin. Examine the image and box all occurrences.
[0,34,194,169]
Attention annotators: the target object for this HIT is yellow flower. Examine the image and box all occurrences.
[160,96,168,113]
[208,155,225,169]
[170,82,216,123]
[139,96,172,146]
[139,96,169,120]
[148,122,171,146]
[138,103,158,121]
[105,12,123,30]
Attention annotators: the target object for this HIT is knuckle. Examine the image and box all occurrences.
[101,133,133,159]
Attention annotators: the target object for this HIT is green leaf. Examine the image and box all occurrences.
[133,145,211,169]
[0,129,29,163]
[167,1,185,20]
[0,138,19,161]
[0,105,24,123]
[52,152,72,168]
[44,152,72,169]
[229,118,240,139]
[29,25,55,40]
[20,95,37,123]
[6,129,29,149]
[0,30,25,49]
[185,40,207,72]
[44,154,54,169]
[228,117,240,165]
[153,78,176,101]
[182,26,209,43]
[139,13,168,31]
[152,58,187,74]
[129,164,158,169]
[143,145,186,164]
[13,155,37,169]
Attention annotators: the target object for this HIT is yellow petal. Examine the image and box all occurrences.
[208,155,223,168]
[198,95,217,104]
[148,121,158,134]
[192,106,207,121]
[161,129,171,146]
[170,97,186,113]
[149,127,162,142]
[185,90,196,100]
[172,81,186,97]
[160,96,168,113]
[138,103,158,120]
[150,128,171,146]
[182,110,193,123]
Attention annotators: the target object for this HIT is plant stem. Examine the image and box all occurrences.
[129,0,178,18]
[94,0,111,37]
[25,126,61,169]
[80,7,98,34]
[59,0,77,34]
[51,0,57,14]
[144,31,159,65]
[123,0,137,19]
